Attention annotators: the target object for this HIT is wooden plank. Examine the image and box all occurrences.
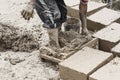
[40,54,62,63]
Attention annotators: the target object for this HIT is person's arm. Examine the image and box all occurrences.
[79,0,89,35]
[21,0,35,20]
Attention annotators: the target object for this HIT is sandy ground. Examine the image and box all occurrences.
[0,50,59,80]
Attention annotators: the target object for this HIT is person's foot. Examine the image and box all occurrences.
[81,28,92,40]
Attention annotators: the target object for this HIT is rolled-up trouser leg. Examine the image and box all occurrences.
[35,0,61,28]
[47,28,60,48]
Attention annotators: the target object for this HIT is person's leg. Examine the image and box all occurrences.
[79,0,90,36]
[35,0,61,48]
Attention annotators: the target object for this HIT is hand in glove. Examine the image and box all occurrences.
[21,3,34,20]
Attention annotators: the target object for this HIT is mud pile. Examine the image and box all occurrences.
[0,24,39,52]
[59,30,90,48]
[58,30,92,59]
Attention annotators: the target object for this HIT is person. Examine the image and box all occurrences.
[79,0,89,36]
[21,0,90,49]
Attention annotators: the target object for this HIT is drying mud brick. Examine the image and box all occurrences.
[89,57,120,80]
[64,0,79,7]
[111,43,120,57]
[87,8,120,31]
[67,1,106,18]
[93,23,120,52]
[59,47,113,80]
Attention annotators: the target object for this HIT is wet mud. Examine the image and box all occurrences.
[40,18,93,60]
[0,24,39,52]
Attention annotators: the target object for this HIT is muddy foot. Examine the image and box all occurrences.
[85,34,92,40]
[81,29,92,40]
[81,28,89,35]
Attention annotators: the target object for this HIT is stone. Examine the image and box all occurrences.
[59,47,113,80]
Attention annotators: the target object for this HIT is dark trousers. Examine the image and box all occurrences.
[35,0,67,28]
